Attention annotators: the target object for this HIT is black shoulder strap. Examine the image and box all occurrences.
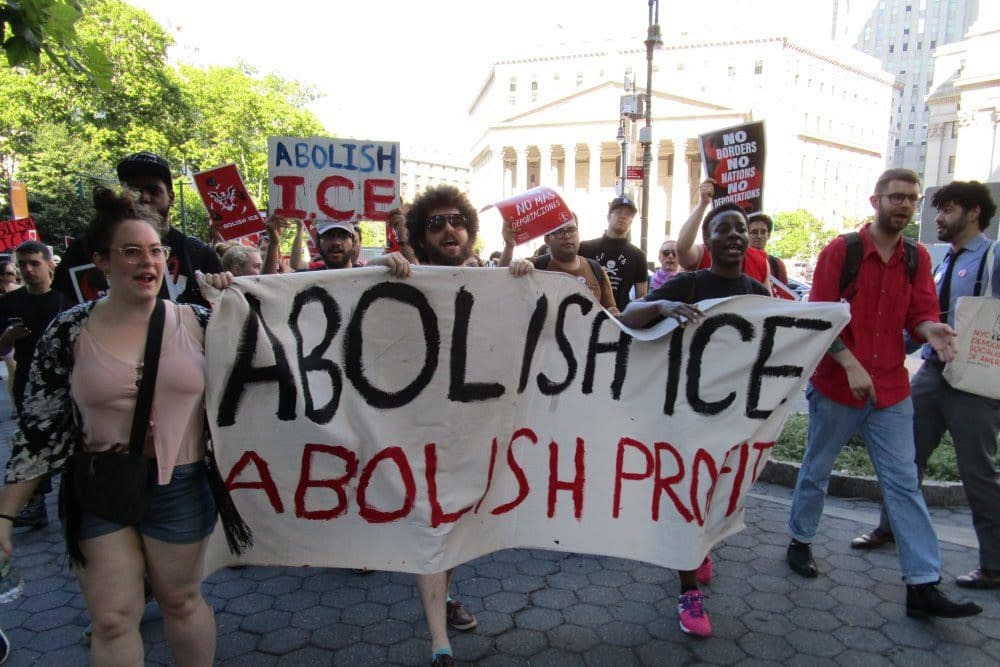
[767,254,780,279]
[128,299,165,457]
[838,232,862,293]
[584,257,603,278]
[902,237,919,283]
[973,245,991,296]
[535,254,549,270]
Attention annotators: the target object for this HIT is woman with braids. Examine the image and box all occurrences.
[0,187,248,666]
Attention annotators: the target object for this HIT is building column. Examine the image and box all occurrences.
[538,144,552,188]
[514,145,528,193]
[563,144,577,194]
[588,142,602,195]
[670,137,690,232]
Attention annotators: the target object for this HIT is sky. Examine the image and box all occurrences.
[128,0,652,159]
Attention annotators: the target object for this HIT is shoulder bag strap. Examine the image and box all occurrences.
[127,299,165,457]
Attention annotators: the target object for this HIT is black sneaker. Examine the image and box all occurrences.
[12,495,47,530]
[786,540,818,578]
[906,582,983,619]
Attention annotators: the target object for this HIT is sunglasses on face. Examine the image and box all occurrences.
[660,249,677,256]
[426,213,468,232]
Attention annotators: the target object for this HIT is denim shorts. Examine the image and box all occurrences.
[80,461,217,544]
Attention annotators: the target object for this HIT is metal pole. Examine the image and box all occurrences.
[618,120,628,196]
[639,0,660,258]
[178,180,188,236]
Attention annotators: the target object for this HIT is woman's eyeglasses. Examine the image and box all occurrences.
[112,245,172,264]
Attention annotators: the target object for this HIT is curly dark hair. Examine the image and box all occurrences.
[405,185,478,263]
[89,186,164,253]
[701,203,749,239]
[931,180,997,231]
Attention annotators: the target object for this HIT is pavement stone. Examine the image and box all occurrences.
[0,393,999,666]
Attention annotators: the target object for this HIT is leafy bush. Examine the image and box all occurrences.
[773,414,967,482]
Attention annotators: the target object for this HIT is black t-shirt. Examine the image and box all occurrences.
[54,227,222,308]
[578,236,648,310]
[646,269,770,304]
[0,288,66,405]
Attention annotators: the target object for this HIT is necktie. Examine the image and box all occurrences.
[938,248,965,323]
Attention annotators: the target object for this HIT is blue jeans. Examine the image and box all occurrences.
[787,384,940,584]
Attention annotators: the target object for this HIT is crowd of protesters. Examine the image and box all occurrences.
[0,149,994,666]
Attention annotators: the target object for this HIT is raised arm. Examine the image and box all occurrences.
[676,179,715,270]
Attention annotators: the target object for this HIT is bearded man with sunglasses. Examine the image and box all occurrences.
[785,168,982,620]
[400,184,536,667]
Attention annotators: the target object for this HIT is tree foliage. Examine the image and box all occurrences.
[770,209,838,261]
[0,0,112,87]
[1,0,327,248]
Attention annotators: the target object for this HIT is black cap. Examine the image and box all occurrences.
[116,151,173,188]
[609,195,637,214]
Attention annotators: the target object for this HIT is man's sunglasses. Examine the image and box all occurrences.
[426,213,468,232]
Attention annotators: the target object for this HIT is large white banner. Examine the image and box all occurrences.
[204,268,849,572]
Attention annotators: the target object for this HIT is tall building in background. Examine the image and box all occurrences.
[843,0,978,174]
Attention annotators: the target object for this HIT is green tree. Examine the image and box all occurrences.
[177,64,324,204]
[771,209,838,261]
[0,0,111,86]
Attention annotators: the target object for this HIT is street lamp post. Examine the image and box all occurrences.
[639,0,663,258]
[617,120,627,196]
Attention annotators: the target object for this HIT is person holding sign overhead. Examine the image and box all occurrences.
[675,180,771,285]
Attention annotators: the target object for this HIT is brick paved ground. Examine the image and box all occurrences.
[1,400,997,666]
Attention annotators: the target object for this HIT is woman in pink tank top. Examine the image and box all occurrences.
[0,188,240,666]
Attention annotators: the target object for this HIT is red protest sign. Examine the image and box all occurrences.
[193,164,266,241]
[495,187,574,245]
[699,120,766,214]
[0,217,38,252]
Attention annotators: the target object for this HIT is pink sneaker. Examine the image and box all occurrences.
[695,554,713,585]
[678,591,712,637]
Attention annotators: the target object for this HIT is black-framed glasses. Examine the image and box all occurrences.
[426,213,468,232]
[112,245,171,264]
[548,226,578,239]
[878,193,923,206]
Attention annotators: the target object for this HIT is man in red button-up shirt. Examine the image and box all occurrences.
[785,168,981,619]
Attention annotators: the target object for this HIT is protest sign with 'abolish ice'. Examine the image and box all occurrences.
[699,121,766,213]
[204,269,848,573]
[268,136,400,224]
[193,164,265,241]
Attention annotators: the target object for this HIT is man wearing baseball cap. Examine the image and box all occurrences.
[54,151,223,308]
[578,195,649,310]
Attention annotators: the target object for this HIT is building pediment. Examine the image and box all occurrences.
[498,81,736,128]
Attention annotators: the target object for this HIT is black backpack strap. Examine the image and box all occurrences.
[902,237,919,283]
[128,299,165,457]
[534,254,549,270]
[584,257,603,279]
[973,245,991,296]
[838,232,862,295]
